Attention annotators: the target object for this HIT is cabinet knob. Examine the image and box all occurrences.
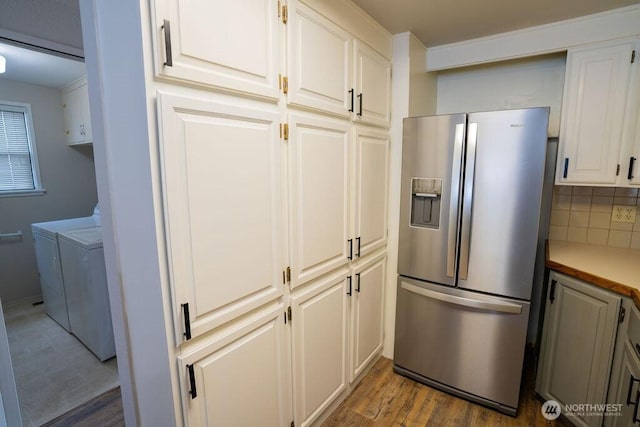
[62,103,67,108]
[65,130,69,135]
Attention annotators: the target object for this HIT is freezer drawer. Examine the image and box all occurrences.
[393,276,530,414]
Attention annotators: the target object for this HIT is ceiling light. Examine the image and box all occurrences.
[0,55,5,73]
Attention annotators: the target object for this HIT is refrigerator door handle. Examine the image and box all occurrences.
[447,123,465,278]
[401,282,523,314]
[459,122,478,280]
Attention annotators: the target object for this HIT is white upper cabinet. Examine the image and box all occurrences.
[556,39,636,185]
[288,112,351,288]
[287,1,352,117]
[354,127,389,258]
[620,41,640,186]
[62,76,92,145]
[152,0,280,99]
[157,92,283,342]
[353,41,391,127]
[287,0,391,127]
[177,304,291,427]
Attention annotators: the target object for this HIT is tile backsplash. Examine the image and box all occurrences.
[549,186,640,249]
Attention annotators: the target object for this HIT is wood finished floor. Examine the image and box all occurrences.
[322,355,571,426]
[41,387,124,427]
[46,354,570,426]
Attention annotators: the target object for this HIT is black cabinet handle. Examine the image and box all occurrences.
[627,375,640,405]
[347,275,352,296]
[563,158,569,179]
[549,280,557,303]
[162,19,173,67]
[356,237,361,258]
[356,273,360,293]
[347,239,353,260]
[629,157,637,180]
[634,389,640,423]
[181,303,192,340]
[348,89,354,113]
[357,93,363,116]
[187,364,197,399]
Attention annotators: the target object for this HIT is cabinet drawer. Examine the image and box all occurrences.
[628,305,640,354]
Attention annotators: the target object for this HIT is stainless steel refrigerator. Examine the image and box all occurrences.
[393,107,550,416]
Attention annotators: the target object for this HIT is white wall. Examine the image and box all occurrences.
[437,53,566,137]
[0,79,98,304]
[384,33,437,359]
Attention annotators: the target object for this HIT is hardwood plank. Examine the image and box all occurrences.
[323,354,573,426]
[42,387,124,427]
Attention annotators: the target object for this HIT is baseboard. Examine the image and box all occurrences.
[2,294,43,308]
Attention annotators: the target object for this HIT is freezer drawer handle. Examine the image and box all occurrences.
[401,282,523,314]
[626,375,640,405]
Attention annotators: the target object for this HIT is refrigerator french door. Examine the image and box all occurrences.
[394,108,549,416]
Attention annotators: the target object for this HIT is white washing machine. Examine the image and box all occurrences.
[58,226,115,361]
[31,205,101,331]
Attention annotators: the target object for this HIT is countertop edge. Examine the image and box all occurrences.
[545,240,640,309]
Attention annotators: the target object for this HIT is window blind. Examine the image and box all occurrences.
[0,105,36,192]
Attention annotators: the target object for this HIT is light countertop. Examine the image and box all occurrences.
[546,240,640,304]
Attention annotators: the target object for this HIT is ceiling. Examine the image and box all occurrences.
[0,42,85,88]
[352,0,640,47]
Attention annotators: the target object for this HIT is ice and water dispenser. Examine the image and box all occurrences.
[410,178,442,229]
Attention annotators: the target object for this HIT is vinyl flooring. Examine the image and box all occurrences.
[48,352,573,426]
[322,355,573,426]
[4,302,119,426]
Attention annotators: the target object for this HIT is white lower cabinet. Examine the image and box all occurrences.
[177,304,291,427]
[609,341,640,426]
[290,269,350,427]
[350,253,385,381]
[536,272,621,427]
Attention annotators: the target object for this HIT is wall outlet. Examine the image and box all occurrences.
[611,205,637,223]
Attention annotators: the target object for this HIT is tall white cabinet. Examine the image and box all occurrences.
[148,0,392,425]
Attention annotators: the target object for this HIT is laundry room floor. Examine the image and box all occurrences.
[4,302,119,427]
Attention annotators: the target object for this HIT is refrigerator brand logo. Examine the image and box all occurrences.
[510,124,526,128]
[541,400,561,420]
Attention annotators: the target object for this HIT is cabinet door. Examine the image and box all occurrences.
[158,92,283,342]
[557,39,635,184]
[350,253,385,382]
[178,304,291,427]
[152,0,280,99]
[623,43,640,187]
[62,85,84,144]
[354,127,388,258]
[288,112,351,287]
[610,341,640,427]
[287,1,352,117]
[353,41,391,127]
[290,270,349,427]
[536,273,620,427]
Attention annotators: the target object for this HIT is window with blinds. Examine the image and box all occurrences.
[0,102,42,194]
